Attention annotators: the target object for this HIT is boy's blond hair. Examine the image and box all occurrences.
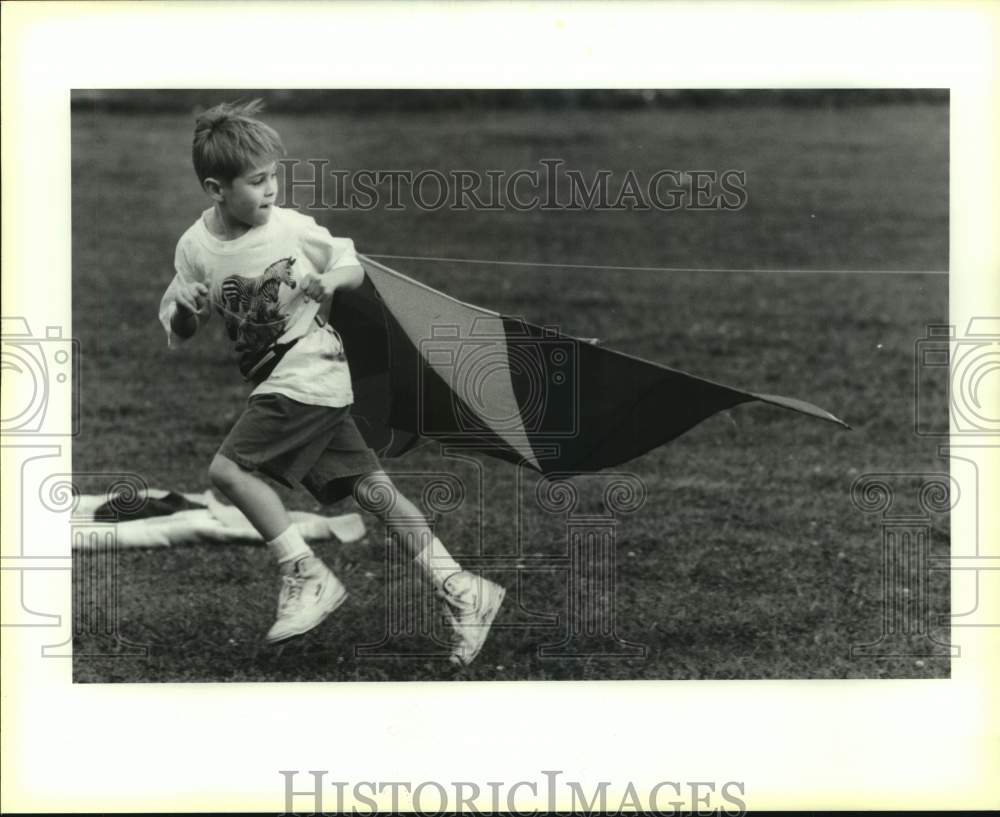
[192,99,285,183]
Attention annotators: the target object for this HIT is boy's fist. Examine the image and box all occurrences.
[175,281,209,316]
[299,271,337,302]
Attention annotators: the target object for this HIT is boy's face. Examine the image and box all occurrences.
[216,159,279,228]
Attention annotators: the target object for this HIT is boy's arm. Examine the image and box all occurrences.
[159,238,209,347]
[300,263,362,302]
[299,230,365,299]
[319,262,364,293]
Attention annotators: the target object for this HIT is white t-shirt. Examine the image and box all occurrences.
[159,206,358,407]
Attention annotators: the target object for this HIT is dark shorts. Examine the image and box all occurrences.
[218,393,381,504]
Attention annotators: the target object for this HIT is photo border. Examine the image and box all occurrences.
[2,1,998,811]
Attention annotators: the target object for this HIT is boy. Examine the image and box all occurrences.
[158,100,505,666]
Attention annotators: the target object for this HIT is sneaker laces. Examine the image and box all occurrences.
[278,574,305,614]
[443,577,482,625]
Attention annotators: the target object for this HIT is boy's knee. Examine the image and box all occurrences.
[208,454,246,491]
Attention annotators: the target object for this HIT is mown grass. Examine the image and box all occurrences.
[72,103,949,681]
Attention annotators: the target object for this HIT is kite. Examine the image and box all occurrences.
[331,255,849,476]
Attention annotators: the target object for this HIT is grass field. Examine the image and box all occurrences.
[71,101,949,681]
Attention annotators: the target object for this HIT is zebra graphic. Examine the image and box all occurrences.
[217,257,298,353]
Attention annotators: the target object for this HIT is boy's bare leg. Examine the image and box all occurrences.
[353,470,505,666]
[209,454,347,643]
[208,454,293,541]
[352,470,448,565]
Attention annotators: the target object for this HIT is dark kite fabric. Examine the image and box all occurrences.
[330,256,849,476]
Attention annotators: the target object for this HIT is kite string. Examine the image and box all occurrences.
[209,296,288,328]
[208,291,326,329]
[365,253,947,276]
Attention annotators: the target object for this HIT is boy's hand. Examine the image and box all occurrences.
[300,265,365,301]
[175,281,209,316]
[299,271,338,302]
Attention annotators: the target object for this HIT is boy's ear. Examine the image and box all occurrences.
[202,176,226,202]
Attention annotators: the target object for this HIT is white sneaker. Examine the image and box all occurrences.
[265,556,347,644]
[440,571,506,667]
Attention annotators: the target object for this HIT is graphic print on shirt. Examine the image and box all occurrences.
[217,257,298,355]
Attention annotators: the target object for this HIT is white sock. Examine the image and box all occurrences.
[414,536,463,592]
[266,525,313,566]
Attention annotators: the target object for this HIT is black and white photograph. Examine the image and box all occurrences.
[69,88,951,683]
[3,3,998,814]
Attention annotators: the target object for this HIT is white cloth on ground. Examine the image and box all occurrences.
[72,489,365,549]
